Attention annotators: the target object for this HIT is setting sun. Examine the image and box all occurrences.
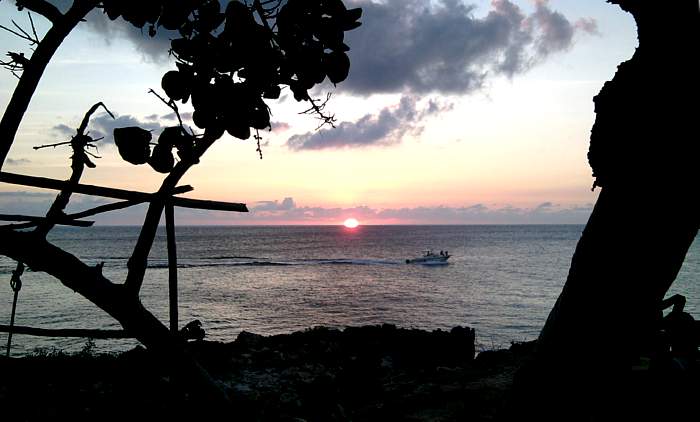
[343,218,360,228]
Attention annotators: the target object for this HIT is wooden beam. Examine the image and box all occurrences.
[0,324,134,339]
[0,213,93,227]
[170,196,248,212]
[66,200,142,220]
[0,171,191,201]
[166,203,178,333]
[0,172,248,212]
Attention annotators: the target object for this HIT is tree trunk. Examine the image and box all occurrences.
[0,0,99,170]
[510,1,700,419]
[0,229,231,411]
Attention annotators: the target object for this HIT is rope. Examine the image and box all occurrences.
[5,261,24,357]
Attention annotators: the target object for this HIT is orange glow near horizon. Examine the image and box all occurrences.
[343,218,360,228]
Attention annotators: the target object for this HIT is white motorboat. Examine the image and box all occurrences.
[406,250,450,264]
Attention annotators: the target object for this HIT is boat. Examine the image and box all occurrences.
[406,250,450,265]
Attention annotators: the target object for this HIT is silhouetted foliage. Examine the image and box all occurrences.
[98,0,362,168]
[0,0,362,410]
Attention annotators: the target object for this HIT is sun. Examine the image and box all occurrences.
[343,218,360,228]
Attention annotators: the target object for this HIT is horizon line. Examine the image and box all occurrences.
[64,222,588,227]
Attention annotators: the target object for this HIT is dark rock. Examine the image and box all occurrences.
[0,325,528,421]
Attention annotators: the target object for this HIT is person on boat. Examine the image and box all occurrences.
[440,251,444,256]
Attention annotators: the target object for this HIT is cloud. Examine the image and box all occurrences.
[55,0,594,95]
[270,121,291,133]
[48,1,172,63]
[233,198,594,225]
[46,1,71,12]
[178,197,592,225]
[0,191,54,216]
[63,194,150,225]
[574,17,600,36]
[253,197,296,212]
[162,112,193,121]
[342,0,596,95]
[82,8,175,62]
[0,190,150,224]
[3,158,31,165]
[53,113,166,144]
[533,201,553,211]
[52,123,74,138]
[373,202,593,224]
[529,0,577,56]
[0,191,53,198]
[287,96,451,150]
[0,191,593,225]
[530,1,600,53]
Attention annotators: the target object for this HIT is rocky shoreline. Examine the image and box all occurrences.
[0,324,535,421]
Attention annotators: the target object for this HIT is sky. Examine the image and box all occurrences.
[0,0,638,225]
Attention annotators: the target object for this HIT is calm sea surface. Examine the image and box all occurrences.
[2,225,699,355]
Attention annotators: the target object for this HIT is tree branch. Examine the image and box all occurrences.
[0,0,100,170]
[27,11,39,42]
[77,101,113,133]
[14,0,63,24]
[148,89,187,133]
[300,92,337,129]
[35,102,113,236]
[124,131,220,296]
[0,229,232,410]
[0,221,38,230]
[0,199,144,230]
[65,199,144,220]
[0,21,38,45]
[0,230,125,318]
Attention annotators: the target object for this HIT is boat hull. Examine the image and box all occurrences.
[405,256,450,264]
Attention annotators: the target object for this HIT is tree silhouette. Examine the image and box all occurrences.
[0,0,361,409]
[512,0,700,418]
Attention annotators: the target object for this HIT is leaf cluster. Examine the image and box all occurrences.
[101,0,362,170]
[114,125,195,173]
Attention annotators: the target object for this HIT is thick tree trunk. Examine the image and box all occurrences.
[538,188,700,361]
[509,1,700,419]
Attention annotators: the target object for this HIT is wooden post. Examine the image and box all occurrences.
[165,202,178,333]
[5,262,23,357]
[5,290,19,357]
[0,325,133,339]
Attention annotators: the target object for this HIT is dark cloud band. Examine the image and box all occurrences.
[287,95,451,150]
[342,0,597,95]
[3,158,31,165]
[0,191,592,224]
[68,0,595,95]
[53,113,166,144]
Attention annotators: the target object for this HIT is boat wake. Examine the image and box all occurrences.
[144,257,403,269]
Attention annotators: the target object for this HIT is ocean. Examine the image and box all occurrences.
[2,225,699,356]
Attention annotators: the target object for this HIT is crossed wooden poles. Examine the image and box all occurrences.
[0,170,247,353]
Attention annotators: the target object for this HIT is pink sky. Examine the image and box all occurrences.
[0,1,636,224]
